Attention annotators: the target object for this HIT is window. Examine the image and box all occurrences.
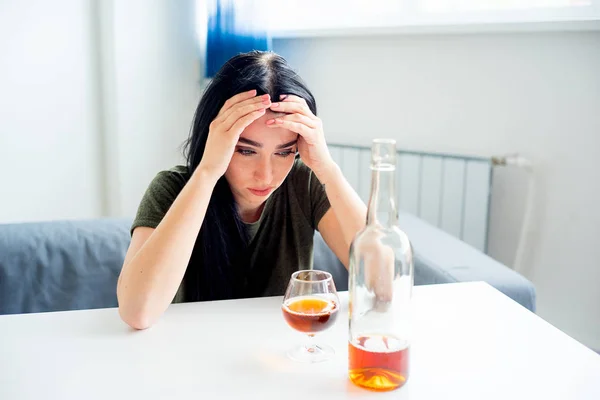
[198,0,600,40]
[263,0,600,36]
[422,0,591,13]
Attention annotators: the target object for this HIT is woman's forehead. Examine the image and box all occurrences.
[240,112,298,146]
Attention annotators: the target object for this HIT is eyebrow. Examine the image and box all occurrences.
[238,138,298,149]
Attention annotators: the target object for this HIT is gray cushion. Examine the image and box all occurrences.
[312,213,536,312]
[398,211,536,312]
[313,232,348,291]
[0,214,536,315]
[0,218,346,314]
[0,218,131,315]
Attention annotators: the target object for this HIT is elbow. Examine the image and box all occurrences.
[119,308,152,331]
[119,306,153,330]
[117,288,155,330]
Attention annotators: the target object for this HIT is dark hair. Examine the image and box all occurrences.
[181,51,317,302]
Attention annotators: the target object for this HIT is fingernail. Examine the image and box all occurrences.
[262,98,271,105]
[266,119,275,125]
[261,94,270,100]
[271,102,279,108]
[280,94,288,100]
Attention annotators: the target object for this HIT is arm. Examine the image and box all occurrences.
[266,95,366,270]
[117,89,272,330]
[317,169,393,301]
[317,164,367,269]
[117,168,218,330]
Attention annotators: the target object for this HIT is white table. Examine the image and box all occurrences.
[1,282,599,399]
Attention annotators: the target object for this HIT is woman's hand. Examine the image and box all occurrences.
[198,89,271,180]
[267,95,335,183]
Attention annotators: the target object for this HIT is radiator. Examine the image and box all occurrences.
[328,144,493,254]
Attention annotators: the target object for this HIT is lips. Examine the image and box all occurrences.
[248,187,273,197]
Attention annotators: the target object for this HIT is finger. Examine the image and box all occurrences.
[269,100,313,118]
[279,94,310,107]
[219,96,270,130]
[277,94,308,107]
[265,117,314,138]
[217,93,269,121]
[228,109,266,137]
[218,89,258,116]
[221,101,269,132]
[266,113,318,130]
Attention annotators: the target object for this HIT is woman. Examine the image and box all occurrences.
[117,51,366,330]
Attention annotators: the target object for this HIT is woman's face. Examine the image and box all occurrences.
[225,111,298,220]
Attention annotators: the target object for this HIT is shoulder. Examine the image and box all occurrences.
[140,165,192,212]
[148,165,191,197]
[155,165,190,185]
[284,157,331,229]
[287,157,315,191]
[132,165,191,233]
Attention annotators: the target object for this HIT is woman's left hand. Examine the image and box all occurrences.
[266,95,335,182]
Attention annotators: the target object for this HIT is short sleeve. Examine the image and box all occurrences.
[309,168,331,231]
[289,158,331,231]
[130,166,190,235]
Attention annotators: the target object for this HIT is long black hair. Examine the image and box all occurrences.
[181,51,317,302]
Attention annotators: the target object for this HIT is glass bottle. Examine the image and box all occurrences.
[348,138,414,391]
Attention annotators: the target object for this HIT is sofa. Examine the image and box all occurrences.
[0,212,536,315]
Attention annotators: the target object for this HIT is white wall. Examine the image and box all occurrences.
[0,0,201,223]
[105,0,200,217]
[273,31,600,350]
[0,0,103,223]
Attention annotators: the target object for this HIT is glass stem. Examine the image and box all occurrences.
[305,334,318,353]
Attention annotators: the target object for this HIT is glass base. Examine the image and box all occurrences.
[287,343,335,363]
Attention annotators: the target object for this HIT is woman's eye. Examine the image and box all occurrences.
[236,149,255,156]
[276,150,295,158]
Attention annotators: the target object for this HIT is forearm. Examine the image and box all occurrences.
[117,168,218,328]
[319,163,367,247]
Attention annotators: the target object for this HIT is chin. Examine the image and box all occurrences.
[250,192,271,203]
[240,192,264,204]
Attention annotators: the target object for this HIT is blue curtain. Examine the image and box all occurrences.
[205,0,272,78]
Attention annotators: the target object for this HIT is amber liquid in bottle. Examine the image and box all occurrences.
[348,335,409,391]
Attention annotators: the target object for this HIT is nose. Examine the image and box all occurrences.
[253,155,273,184]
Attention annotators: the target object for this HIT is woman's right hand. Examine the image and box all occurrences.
[197,89,271,180]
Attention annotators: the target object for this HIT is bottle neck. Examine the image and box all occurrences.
[366,167,398,226]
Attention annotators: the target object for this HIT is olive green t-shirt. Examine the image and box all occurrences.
[131,158,331,303]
